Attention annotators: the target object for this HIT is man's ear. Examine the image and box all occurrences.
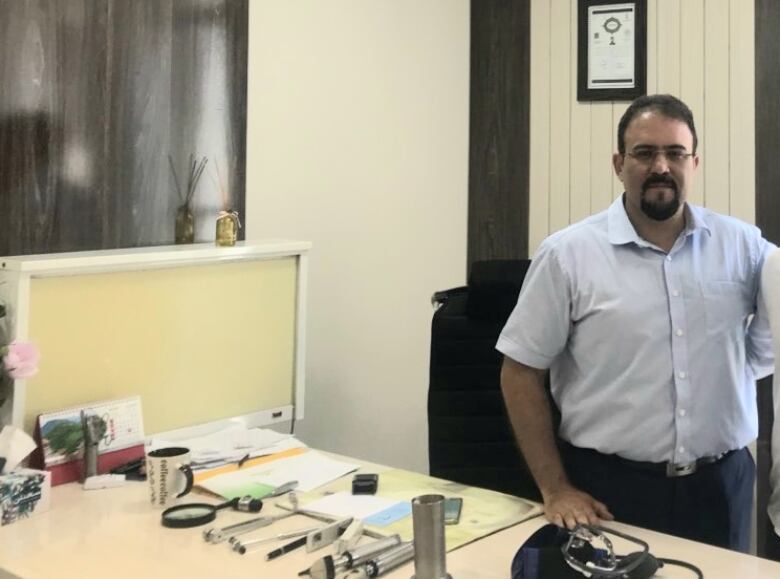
[612,152,624,180]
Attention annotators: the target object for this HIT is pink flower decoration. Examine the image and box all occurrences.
[2,341,40,379]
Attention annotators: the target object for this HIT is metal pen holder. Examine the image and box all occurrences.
[411,494,452,579]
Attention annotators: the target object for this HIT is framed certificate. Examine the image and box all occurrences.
[577,0,646,101]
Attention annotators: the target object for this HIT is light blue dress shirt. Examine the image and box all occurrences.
[497,196,775,463]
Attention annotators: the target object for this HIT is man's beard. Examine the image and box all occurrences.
[640,175,680,221]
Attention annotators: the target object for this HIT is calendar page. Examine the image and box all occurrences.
[37,396,145,467]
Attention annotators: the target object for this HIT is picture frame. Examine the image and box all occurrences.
[577,0,646,102]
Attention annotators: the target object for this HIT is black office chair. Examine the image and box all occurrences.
[427,259,546,500]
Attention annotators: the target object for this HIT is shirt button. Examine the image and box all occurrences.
[678,371,687,379]
[679,446,686,454]
[675,329,684,337]
[666,256,672,261]
[672,290,680,297]
[679,409,687,417]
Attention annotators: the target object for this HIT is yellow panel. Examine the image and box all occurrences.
[24,258,297,434]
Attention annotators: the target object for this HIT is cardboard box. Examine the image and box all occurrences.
[0,468,51,526]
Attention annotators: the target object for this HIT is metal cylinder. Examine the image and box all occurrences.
[410,495,451,579]
[367,542,415,577]
[349,535,402,567]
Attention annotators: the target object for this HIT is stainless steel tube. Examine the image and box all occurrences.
[410,494,452,579]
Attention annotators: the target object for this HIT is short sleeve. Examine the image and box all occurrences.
[496,242,572,370]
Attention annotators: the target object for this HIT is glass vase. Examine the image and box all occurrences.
[175,205,195,244]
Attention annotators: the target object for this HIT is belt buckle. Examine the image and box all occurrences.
[666,460,697,477]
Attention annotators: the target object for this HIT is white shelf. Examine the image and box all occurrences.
[0,239,312,276]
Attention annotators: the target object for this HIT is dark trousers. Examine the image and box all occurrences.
[766,519,780,561]
[561,444,755,552]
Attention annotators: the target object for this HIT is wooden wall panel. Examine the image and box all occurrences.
[589,103,613,212]
[0,0,247,256]
[549,0,571,233]
[755,0,780,558]
[106,1,174,248]
[569,0,590,225]
[656,0,681,96]
[528,0,550,254]
[468,0,530,265]
[729,0,755,224]
[679,0,704,205]
[703,0,730,214]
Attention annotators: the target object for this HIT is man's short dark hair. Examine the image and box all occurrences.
[617,94,698,154]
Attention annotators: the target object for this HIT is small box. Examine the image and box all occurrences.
[0,468,51,526]
[352,473,378,495]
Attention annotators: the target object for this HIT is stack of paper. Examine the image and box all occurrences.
[197,450,359,499]
[149,424,306,469]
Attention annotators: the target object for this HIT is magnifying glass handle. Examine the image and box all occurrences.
[214,498,240,511]
[235,496,263,513]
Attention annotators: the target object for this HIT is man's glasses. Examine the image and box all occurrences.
[625,148,694,165]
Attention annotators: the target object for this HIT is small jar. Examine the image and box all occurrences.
[216,211,240,246]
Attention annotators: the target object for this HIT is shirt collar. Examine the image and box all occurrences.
[608,194,712,246]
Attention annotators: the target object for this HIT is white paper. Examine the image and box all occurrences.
[303,492,403,520]
[199,450,359,497]
[587,3,636,89]
[0,426,38,473]
[150,425,302,465]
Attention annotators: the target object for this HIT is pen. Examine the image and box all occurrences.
[266,535,307,560]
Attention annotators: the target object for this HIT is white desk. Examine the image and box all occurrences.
[2,474,780,579]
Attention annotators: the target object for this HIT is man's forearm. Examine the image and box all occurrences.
[500,357,569,498]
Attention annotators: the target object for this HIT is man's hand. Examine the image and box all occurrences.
[543,484,614,529]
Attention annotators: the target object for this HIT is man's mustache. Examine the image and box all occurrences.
[642,175,678,194]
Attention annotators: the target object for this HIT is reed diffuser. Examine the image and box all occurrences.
[211,160,240,247]
[169,154,208,244]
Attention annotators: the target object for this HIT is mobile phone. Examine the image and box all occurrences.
[443,497,463,525]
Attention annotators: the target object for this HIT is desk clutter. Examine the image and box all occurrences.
[0,394,541,577]
[32,396,146,486]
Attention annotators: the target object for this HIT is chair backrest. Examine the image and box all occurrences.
[428,259,543,500]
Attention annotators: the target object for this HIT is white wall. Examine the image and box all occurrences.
[530,0,755,253]
[245,1,470,473]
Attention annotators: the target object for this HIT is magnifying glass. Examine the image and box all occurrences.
[162,496,263,528]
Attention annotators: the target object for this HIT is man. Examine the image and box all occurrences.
[497,94,775,552]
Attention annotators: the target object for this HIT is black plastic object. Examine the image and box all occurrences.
[428,259,554,500]
[352,473,379,495]
[619,552,661,579]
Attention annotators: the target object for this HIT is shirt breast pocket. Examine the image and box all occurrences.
[702,281,750,334]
